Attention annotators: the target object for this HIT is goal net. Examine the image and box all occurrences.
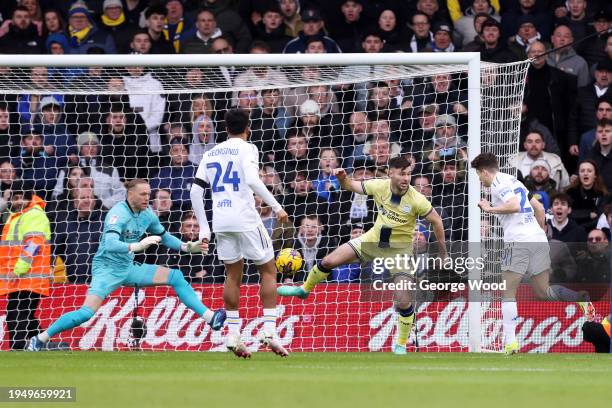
[0,54,530,352]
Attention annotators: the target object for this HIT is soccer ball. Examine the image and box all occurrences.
[275,248,304,275]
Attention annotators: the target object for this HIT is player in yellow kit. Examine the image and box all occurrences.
[278,156,448,354]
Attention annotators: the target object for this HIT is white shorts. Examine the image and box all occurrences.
[215,224,274,265]
[501,241,551,276]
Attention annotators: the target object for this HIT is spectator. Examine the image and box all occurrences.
[98,0,132,52]
[523,160,557,209]
[574,228,610,284]
[49,165,90,219]
[500,0,552,41]
[188,114,216,165]
[99,103,149,180]
[408,12,433,53]
[561,0,589,42]
[275,131,311,181]
[579,98,612,160]
[546,192,588,243]
[547,24,589,88]
[586,118,612,190]
[478,18,517,63]
[448,0,500,22]
[565,159,610,232]
[252,2,291,53]
[155,211,216,283]
[283,8,341,53]
[17,66,63,125]
[0,103,19,161]
[144,4,175,54]
[331,221,367,283]
[0,6,43,54]
[0,161,17,213]
[426,22,456,52]
[42,9,65,39]
[416,0,450,26]
[412,73,468,124]
[282,169,330,226]
[250,88,290,160]
[234,42,289,102]
[510,131,570,189]
[363,132,401,175]
[0,180,51,350]
[65,2,116,54]
[569,61,611,150]
[579,9,610,68]
[126,30,152,54]
[360,29,385,54]
[425,114,468,164]
[290,215,335,282]
[201,0,252,54]
[150,141,197,211]
[180,9,222,54]
[524,41,577,153]
[279,0,302,38]
[409,104,439,162]
[343,111,370,166]
[12,127,58,198]
[454,0,499,48]
[312,148,340,203]
[19,0,42,25]
[259,164,285,196]
[76,131,126,210]
[122,67,166,155]
[461,12,490,51]
[329,0,370,54]
[432,159,468,239]
[507,14,544,60]
[412,173,452,240]
[53,185,104,283]
[255,194,294,252]
[150,188,181,235]
[164,0,194,53]
[377,9,411,52]
[122,0,147,26]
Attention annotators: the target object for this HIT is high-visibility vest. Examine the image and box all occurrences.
[0,195,52,296]
[603,317,611,338]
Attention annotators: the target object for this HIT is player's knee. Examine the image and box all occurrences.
[167,269,188,288]
[319,257,335,272]
[72,306,95,325]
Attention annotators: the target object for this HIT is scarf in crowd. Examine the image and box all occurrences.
[163,18,184,53]
[101,12,126,27]
[431,41,456,52]
[69,25,92,45]
[410,32,434,53]
[515,32,541,50]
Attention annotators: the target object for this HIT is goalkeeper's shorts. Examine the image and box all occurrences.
[348,229,415,276]
[88,262,159,299]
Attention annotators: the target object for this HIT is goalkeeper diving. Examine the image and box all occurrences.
[27,179,226,351]
[278,156,448,355]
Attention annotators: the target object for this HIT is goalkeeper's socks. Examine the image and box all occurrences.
[303,262,332,293]
[502,299,518,345]
[167,268,212,321]
[396,306,415,346]
[263,308,277,333]
[45,306,95,338]
[227,310,241,335]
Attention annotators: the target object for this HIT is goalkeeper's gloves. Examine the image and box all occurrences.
[181,240,208,254]
[13,258,31,276]
[129,236,161,253]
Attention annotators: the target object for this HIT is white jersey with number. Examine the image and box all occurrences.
[195,138,262,232]
[490,172,547,243]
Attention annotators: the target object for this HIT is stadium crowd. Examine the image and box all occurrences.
[0,0,610,286]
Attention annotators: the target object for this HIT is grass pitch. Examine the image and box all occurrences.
[2,352,610,408]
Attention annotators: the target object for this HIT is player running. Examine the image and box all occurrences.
[278,156,448,355]
[27,179,225,351]
[470,153,594,355]
[190,108,289,358]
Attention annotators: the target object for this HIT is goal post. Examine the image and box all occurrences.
[0,53,530,352]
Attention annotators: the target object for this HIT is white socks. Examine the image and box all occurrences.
[226,310,241,336]
[263,308,277,333]
[502,299,518,345]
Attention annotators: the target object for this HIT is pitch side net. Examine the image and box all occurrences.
[0,54,529,352]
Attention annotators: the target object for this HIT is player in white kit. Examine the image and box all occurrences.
[470,153,594,355]
[190,109,289,358]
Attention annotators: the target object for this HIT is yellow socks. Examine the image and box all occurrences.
[396,306,415,346]
[303,263,331,293]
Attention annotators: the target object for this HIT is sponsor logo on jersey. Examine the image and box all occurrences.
[217,199,232,208]
[109,215,118,225]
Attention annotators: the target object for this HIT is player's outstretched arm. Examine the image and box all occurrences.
[190,180,211,241]
[333,168,365,194]
[529,197,546,229]
[425,208,448,259]
[478,197,520,214]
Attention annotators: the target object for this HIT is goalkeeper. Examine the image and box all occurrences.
[27,179,225,351]
[278,156,448,354]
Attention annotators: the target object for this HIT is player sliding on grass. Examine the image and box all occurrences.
[278,156,448,355]
[27,179,225,351]
[190,108,290,358]
[470,153,594,355]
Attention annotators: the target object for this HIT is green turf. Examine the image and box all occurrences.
[2,352,610,408]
